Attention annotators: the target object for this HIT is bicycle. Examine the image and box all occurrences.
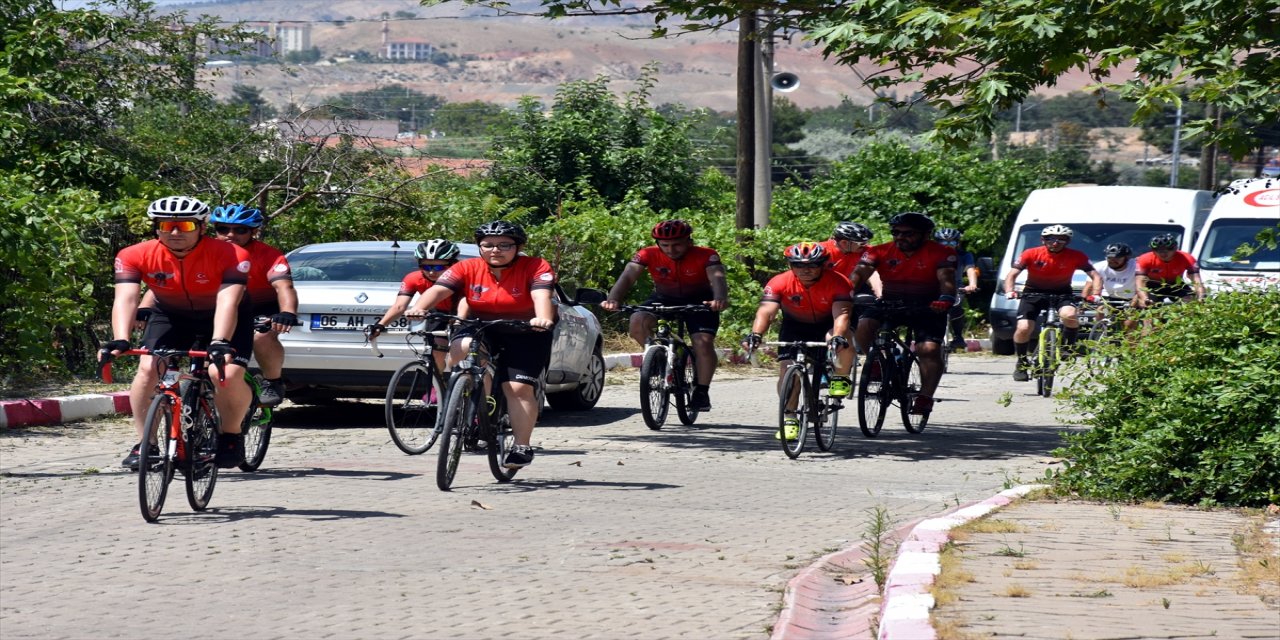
[1025,294,1078,398]
[369,323,449,455]
[608,303,706,430]
[429,313,531,491]
[857,301,931,436]
[101,348,222,522]
[239,315,301,472]
[762,340,845,458]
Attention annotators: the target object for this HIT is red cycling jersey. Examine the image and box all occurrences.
[436,256,555,320]
[114,238,250,314]
[859,240,957,298]
[1135,250,1199,285]
[241,240,293,307]
[631,245,722,300]
[819,238,865,279]
[396,270,454,314]
[1012,246,1094,292]
[761,269,853,325]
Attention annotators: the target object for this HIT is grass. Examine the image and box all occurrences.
[1232,510,1280,607]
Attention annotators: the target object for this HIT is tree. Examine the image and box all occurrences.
[326,84,447,129]
[467,0,1277,157]
[228,84,278,123]
[431,101,511,137]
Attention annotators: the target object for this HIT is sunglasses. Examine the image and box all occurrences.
[214,225,253,235]
[478,242,517,251]
[156,220,198,233]
[418,263,449,272]
[790,263,823,270]
[1043,237,1069,244]
[889,229,919,237]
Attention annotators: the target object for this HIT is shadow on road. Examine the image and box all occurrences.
[483,478,683,493]
[226,467,419,482]
[153,506,410,523]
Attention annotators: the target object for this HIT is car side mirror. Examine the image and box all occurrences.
[573,287,608,306]
[977,256,997,282]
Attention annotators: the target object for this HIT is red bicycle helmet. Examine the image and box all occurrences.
[651,219,693,240]
[785,241,828,265]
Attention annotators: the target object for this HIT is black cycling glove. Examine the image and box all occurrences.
[206,340,236,363]
[99,339,132,362]
[742,332,763,350]
[134,308,152,323]
[828,336,850,351]
[271,311,299,327]
[366,323,387,338]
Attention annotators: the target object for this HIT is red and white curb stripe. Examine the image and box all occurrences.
[877,484,1045,640]
[0,393,131,430]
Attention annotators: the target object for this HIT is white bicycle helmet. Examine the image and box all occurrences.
[415,239,461,261]
[147,196,210,221]
[1041,224,1073,238]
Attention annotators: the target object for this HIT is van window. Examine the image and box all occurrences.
[1196,219,1280,271]
[1010,223,1184,265]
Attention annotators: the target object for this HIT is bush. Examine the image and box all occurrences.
[1054,290,1280,507]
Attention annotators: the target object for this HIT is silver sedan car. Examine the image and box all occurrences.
[278,240,606,410]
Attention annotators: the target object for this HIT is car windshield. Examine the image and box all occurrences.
[1009,223,1185,265]
[1196,219,1280,271]
[289,250,419,282]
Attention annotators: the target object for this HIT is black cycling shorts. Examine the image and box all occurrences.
[777,316,832,361]
[452,324,553,386]
[859,298,947,345]
[141,306,254,367]
[1015,290,1078,321]
[643,294,720,336]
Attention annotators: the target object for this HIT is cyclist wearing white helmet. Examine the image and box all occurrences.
[368,239,467,375]
[1002,224,1102,381]
[99,196,255,470]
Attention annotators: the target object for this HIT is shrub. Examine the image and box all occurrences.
[1054,290,1280,506]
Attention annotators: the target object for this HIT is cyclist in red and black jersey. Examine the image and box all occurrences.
[601,220,729,411]
[208,204,297,407]
[99,196,254,470]
[848,212,958,415]
[1003,224,1102,381]
[368,239,467,376]
[743,243,854,439]
[1134,233,1205,307]
[406,221,555,470]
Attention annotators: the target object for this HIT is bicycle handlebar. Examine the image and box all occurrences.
[610,303,712,316]
[99,348,211,384]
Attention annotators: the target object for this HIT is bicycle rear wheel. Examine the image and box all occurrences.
[436,376,474,491]
[639,346,670,430]
[858,353,889,437]
[778,366,809,459]
[486,402,519,483]
[184,382,219,511]
[900,353,930,433]
[239,383,271,472]
[385,360,443,455]
[674,347,699,425]
[138,394,175,523]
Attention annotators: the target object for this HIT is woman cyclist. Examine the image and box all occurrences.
[368,239,466,376]
[405,222,556,469]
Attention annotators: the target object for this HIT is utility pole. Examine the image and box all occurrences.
[1169,105,1183,186]
[752,12,772,229]
[1198,104,1220,190]
[735,12,756,232]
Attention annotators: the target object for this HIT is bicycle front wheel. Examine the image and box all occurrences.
[814,375,839,451]
[858,353,889,437]
[486,404,519,483]
[184,383,219,511]
[639,346,670,430]
[1038,328,1060,397]
[436,375,475,491]
[778,366,810,459]
[385,360,443,455]
[900,353,930,433]
[674,347,699,426]
[138,394,175,523]
[238,390,271,472]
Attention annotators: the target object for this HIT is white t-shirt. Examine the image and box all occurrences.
[1093,259,1138,299]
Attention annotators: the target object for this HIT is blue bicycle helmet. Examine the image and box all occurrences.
[210,203,265,228]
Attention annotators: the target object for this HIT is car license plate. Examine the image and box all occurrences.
[310,314,410,331]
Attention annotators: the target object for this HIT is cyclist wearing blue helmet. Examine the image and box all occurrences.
[208,203,297,406]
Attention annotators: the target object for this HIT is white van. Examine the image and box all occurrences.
[1191,177,1280,292]
[987,185,1214,354]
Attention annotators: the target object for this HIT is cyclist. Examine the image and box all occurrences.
[848,212,957,415]
[1081,242,1139,331]
[819,221,874,279]
[600,219,729,412]
[367,239,466,377]
[99,196,254,470]
[742,242,854,440]
[1134,233,1205,307]
[934,227,979,353]
[404,221,556,470]
[208,203,297,407]
[1003,224,1102,381]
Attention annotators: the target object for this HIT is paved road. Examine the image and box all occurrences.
[1,355,1076,639]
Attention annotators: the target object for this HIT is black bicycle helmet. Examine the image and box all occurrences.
[887,211,935,232]
[474,220,527,245]
[785,242,828,265]
[1104,242,1133,258]
[1149,233,1178,250]
[833,221,873,242]
[415,239,460,261]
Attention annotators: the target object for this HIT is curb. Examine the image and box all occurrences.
[877,484,1046,640]
[0,392,131,430]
